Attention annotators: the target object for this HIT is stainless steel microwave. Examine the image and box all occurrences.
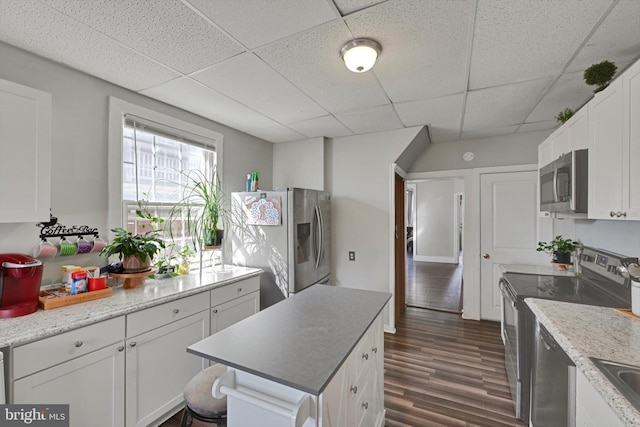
[539,149,588,213]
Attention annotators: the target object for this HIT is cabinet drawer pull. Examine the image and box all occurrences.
[611,211,616,217]
[362,352,369,360]
[372,346,378,354]
[130,342,137,347]
[350,385,358,394]
[237,287,242,292]
[74,341,83,348]
[117,345,125,352]
[622,212,627,218]
[173,308,180,314]
[362,402,369,410]
[212,309,218,313]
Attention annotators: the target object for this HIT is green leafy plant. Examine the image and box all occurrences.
[584,60,617,93]
[536,235,578,254]
[555,108,574,123]
[99,227,165,263]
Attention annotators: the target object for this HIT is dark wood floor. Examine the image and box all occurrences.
[406,252,463,313]
[162,308,522,427]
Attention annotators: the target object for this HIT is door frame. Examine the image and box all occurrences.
[393,163,537,321]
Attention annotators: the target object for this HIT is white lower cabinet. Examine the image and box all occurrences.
[575,368,624,427]
[211,291,260,334]
[125,310,210,427]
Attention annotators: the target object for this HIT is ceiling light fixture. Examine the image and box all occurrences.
[340,38,381,73]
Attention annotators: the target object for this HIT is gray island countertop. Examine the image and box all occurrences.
[526,298,640,426]
[187,284,391,396]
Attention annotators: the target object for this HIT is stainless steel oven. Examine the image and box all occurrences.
[499,246,631,423]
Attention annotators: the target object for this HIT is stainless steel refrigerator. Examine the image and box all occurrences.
[229,188,331,309]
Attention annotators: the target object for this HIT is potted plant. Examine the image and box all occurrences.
[99,227,166,272]
[584,60,617,93]
[177,245,195,275]
[555,108,574,123]
[537,235,578,264]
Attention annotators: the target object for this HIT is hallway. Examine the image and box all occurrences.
[405,252,463,313]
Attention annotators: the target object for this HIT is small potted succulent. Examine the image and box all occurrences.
[555,108,574,123]
[537,235,578,264]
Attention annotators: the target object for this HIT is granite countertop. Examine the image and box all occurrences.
[0,266,261,348]
[499,263,577,276]
[526,299,640,426]
[188,285,391,396]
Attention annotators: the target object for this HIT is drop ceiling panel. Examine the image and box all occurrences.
[287,115,353,138]
[394,93,464,138]
[191,52,328,125]
[248,126,306,143]
[527,71,594,123]
[0,0,179,91]
[568,1,640,73]
[255,20,389,114]
[469,0,612,89]
[41,0,243,74]
[462,125,520,140]
[186,0,338,49]
[336,104,403,134]
[334,0,387,16]
[346,0,475,102]
[140,77,279,131]
[463,78,552,132]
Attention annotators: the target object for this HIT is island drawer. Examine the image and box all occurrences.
[127,292,209,338]
[13,316,125,379]
[211,276,259,306]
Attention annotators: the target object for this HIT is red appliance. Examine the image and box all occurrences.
[0,254,43,318]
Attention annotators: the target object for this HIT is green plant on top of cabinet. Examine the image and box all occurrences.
[584,60,617,93]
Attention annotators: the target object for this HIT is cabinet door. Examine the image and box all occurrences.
[589,77,624,219]
[125,311,209,427]
[320,360,350,426]
[566,107,589,151]
[538,137,554,168]
[13,343,125,427]
[0,79,51,223]
[551,126,569,159]
[575,369,624,427]
[211,290,259,334]
[623,59,640,220]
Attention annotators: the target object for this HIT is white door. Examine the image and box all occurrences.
[480,171,548,321]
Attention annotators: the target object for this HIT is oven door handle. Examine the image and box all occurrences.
[499,279,516,307]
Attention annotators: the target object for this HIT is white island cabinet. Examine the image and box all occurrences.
[188,285,391,427]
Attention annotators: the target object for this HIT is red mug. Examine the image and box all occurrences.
[88,277,107,291]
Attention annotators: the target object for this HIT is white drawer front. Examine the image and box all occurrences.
[13,316,125,379]
[210,276,260,306]
[127,292,209,338]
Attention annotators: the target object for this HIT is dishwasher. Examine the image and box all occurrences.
[531,319,576,427]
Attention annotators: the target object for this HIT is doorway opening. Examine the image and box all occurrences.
[405,179,464,314]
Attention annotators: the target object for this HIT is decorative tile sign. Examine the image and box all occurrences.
[244,194,282,226]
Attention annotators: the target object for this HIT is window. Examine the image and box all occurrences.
[108,97,224,269]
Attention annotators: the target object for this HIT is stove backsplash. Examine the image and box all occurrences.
[552,218,640,258]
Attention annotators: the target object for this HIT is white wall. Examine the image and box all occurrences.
[410,130,553,172]
[557,218,640,256]
[414,179,458,263]
[272,137,325,190]
[0,41,273,284]
[327,127,423,326]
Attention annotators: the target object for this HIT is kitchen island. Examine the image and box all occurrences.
[526,298,640,426]
[187,284,391,427]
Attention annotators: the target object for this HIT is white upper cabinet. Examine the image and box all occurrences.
[0,79,51,223]
[588,59,640,220]
[566,106,589,151]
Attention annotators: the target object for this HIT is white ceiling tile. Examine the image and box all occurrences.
[0,0,180,91]
[41,0,243,74]
[461,125,520,140]
[186,0,338,49]
[518,121,558,133]
[394,93,464,137]
[469,0,612,89]
[333,0,387,16]
[191,53,328,125]
[336,104,403,134]
[527,71,594,123]
[568,1,640,73]
[247,126,306,143]
[346,0,475,102]
[255,19,389,114]
[287,115,353,138]
[140,77,279,132]
[463,78,553,132]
